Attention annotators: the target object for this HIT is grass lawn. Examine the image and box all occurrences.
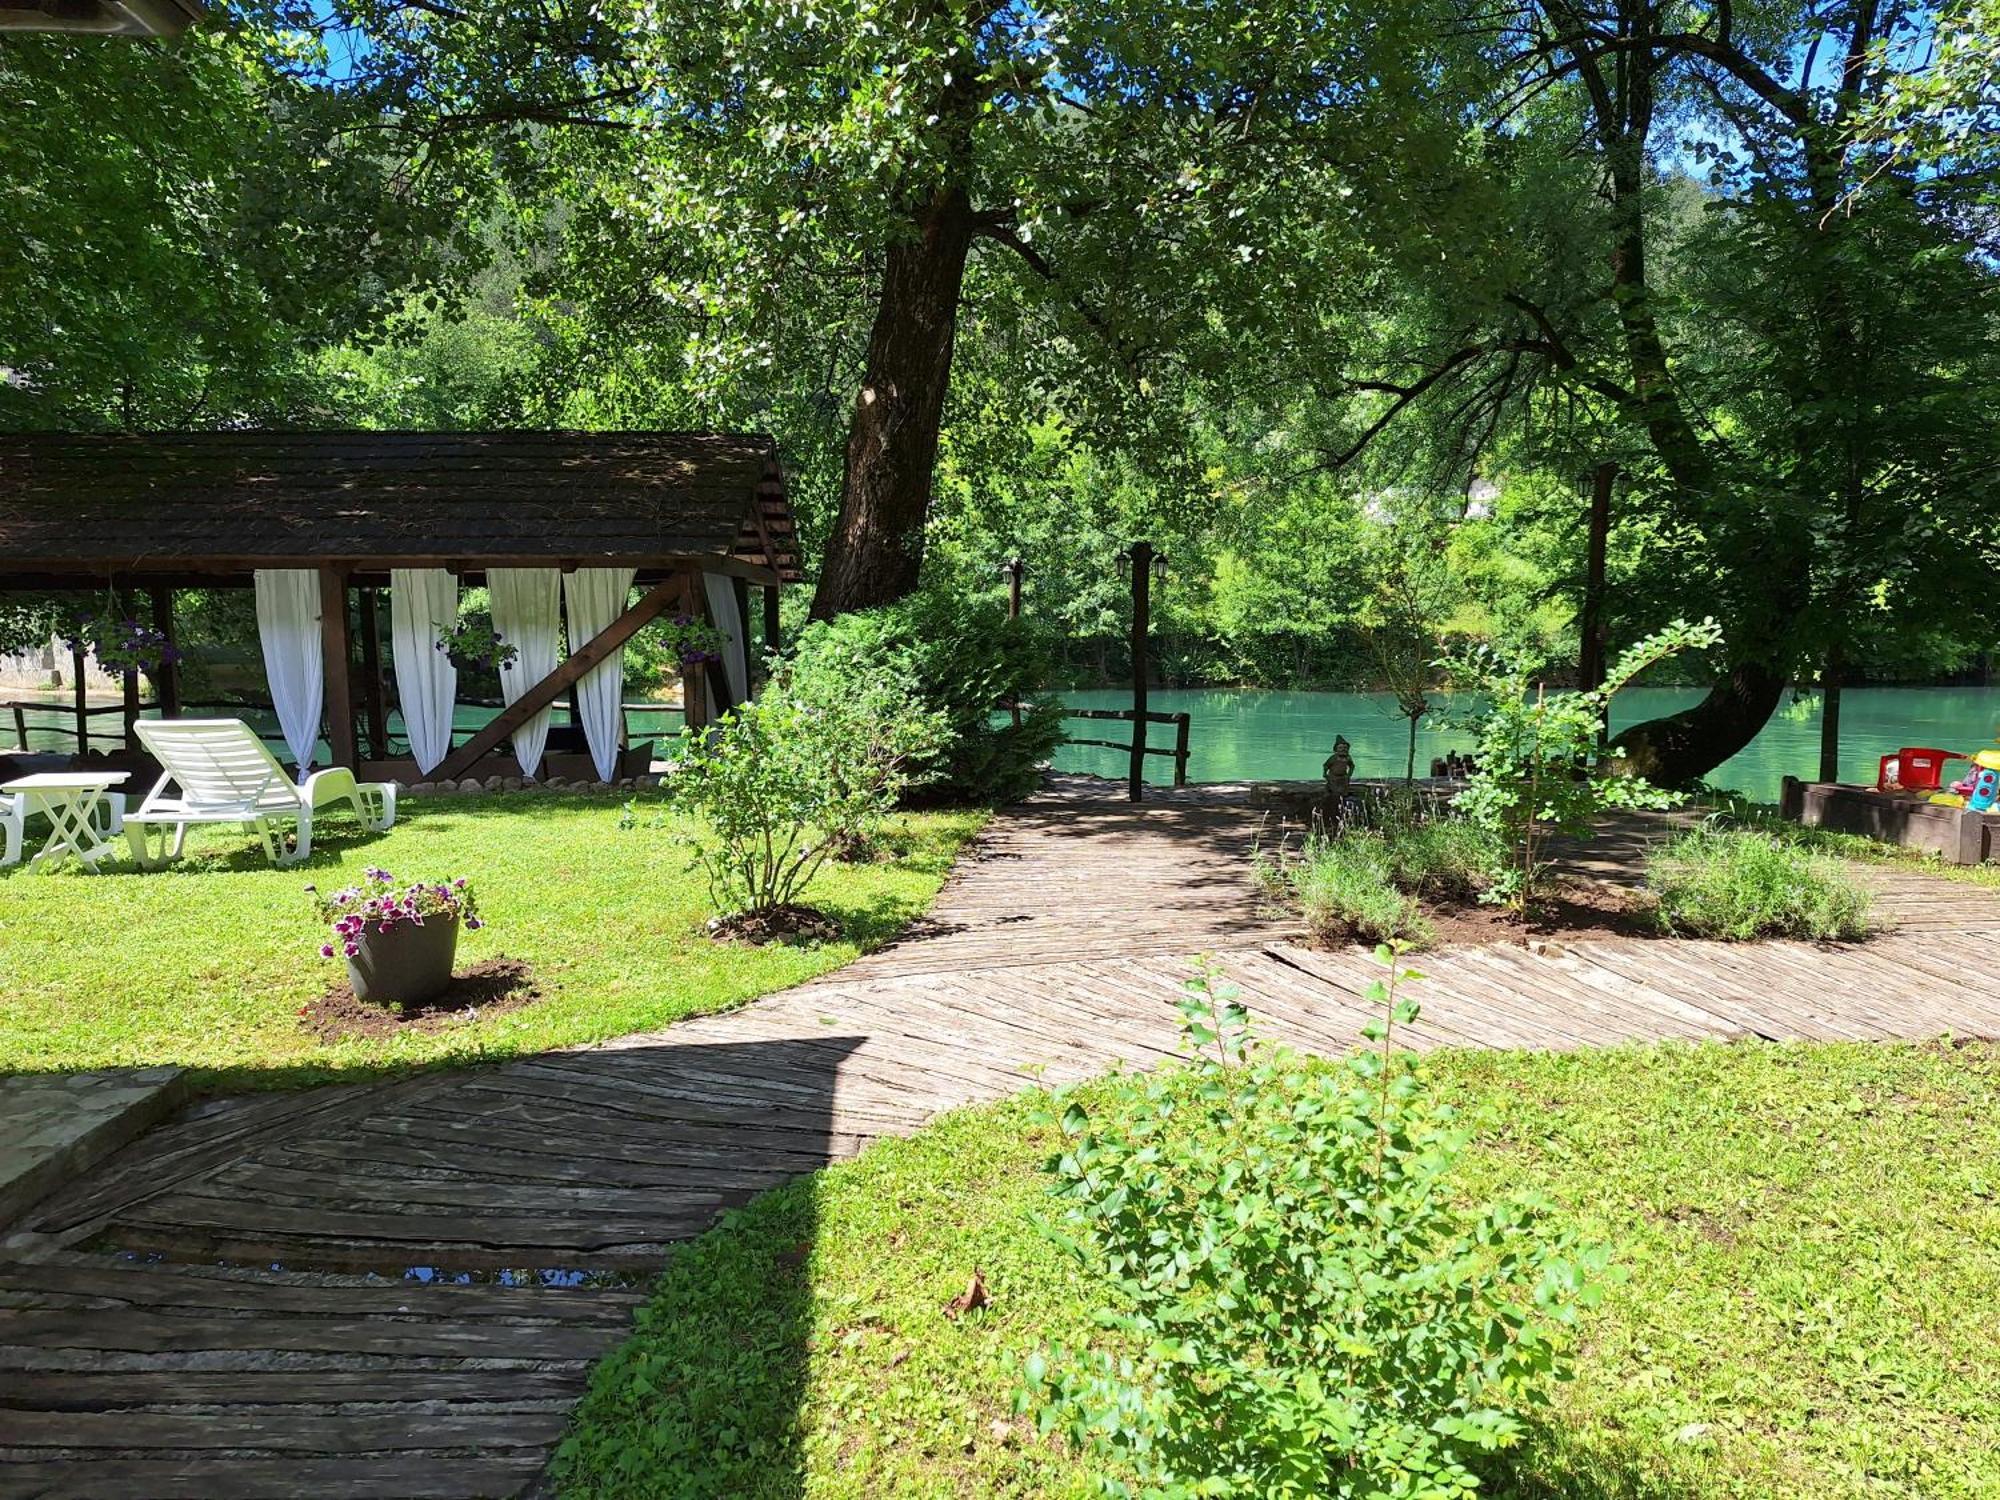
[555,1036,2000,1499]
[0,792,983,1090]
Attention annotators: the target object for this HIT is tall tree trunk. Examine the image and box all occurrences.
[1609,661,1789,786]
[809,184,975,620]
[1819,649,1844,785]
[1554,4,1810,784]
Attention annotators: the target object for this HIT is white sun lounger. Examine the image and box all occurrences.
[1,792,20,868]
[126,719,395,868]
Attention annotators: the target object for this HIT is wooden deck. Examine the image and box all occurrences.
[4,776,2000,1496]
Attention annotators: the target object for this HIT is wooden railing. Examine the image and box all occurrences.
[6,697,688,756]
[1061,706,1192,787]
[4,698,144,752]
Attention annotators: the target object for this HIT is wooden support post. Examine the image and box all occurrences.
[121,667,141,750]
[70,640,88,758]
[733,576,752,686]
[1002,558,1027,727]
[762,585,782,661]
[1126,541,1155,804]
[359,587,388,761]
[1819,649,1844,786]
[148,586,180,719]
[434,575,686,782]
[118,588,142,752]
[1173,712,1190,787]
[681,573,709,732]
[320,567,358,772]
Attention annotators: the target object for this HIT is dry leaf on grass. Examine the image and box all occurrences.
[942,1268,988,1319]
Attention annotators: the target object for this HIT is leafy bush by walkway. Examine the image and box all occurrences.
[655,652,947,915]
[1021,960,1601,1496]
[555,1036,2000,1499]
[785,587,1064,804]
[1648,826,1874,941]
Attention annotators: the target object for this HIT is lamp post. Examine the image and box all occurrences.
[1116,541,1167,803]
[999,557,1027,727]
[1000,556,1025,620]
[1577,463,1615,697]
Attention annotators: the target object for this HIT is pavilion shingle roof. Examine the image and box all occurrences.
[0,430,802,582]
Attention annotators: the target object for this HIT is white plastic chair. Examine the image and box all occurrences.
[126,719,396,868]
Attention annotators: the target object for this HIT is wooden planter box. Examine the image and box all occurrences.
[1780,777,2000,865]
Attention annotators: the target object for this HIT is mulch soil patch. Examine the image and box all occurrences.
[299,957,544,1042]
[707,904,844,945]
[1418,877,1663,947]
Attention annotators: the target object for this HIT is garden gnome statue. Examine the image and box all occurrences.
[1322,735,1355,798]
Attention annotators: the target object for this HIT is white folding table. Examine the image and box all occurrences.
[1,772,130,870]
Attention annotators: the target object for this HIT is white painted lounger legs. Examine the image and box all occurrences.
[123,769,397,869]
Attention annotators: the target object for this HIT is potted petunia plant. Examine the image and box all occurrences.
[311,868,484,1007]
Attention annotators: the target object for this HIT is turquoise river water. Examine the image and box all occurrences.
[18,686,2000,805]
[1052,686,2000,804]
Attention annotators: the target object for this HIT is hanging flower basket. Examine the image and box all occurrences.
[312,869,485,1008]
[62,606,181,674]
[659,614,726,671]
[435,619,519,674]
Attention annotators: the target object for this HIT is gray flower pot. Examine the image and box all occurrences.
[345,915,460,1007]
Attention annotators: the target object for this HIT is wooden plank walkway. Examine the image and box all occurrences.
[4,775,1998,1497]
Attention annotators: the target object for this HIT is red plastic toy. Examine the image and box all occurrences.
[1879,746,1964,792]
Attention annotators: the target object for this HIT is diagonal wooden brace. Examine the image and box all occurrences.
[433,573,687,783]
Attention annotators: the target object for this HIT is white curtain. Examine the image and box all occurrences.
[488,568,561,779]
[564,567,635,782]
[701,571,750,722]
[391,568,459,775]
[252,569,324,776]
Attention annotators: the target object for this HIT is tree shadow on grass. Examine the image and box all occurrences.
[2,809,399,879]
[6,1033,858,1499]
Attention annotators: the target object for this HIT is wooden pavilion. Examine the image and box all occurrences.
[0,431,801,784]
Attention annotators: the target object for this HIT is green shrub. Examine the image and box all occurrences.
[652,657,947,917]
[1647,826,1874,941]
[1290,832,1431,947]
[1020,954,1605,1498]
[785,588,1063,804]
[1451,619,1722,908]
